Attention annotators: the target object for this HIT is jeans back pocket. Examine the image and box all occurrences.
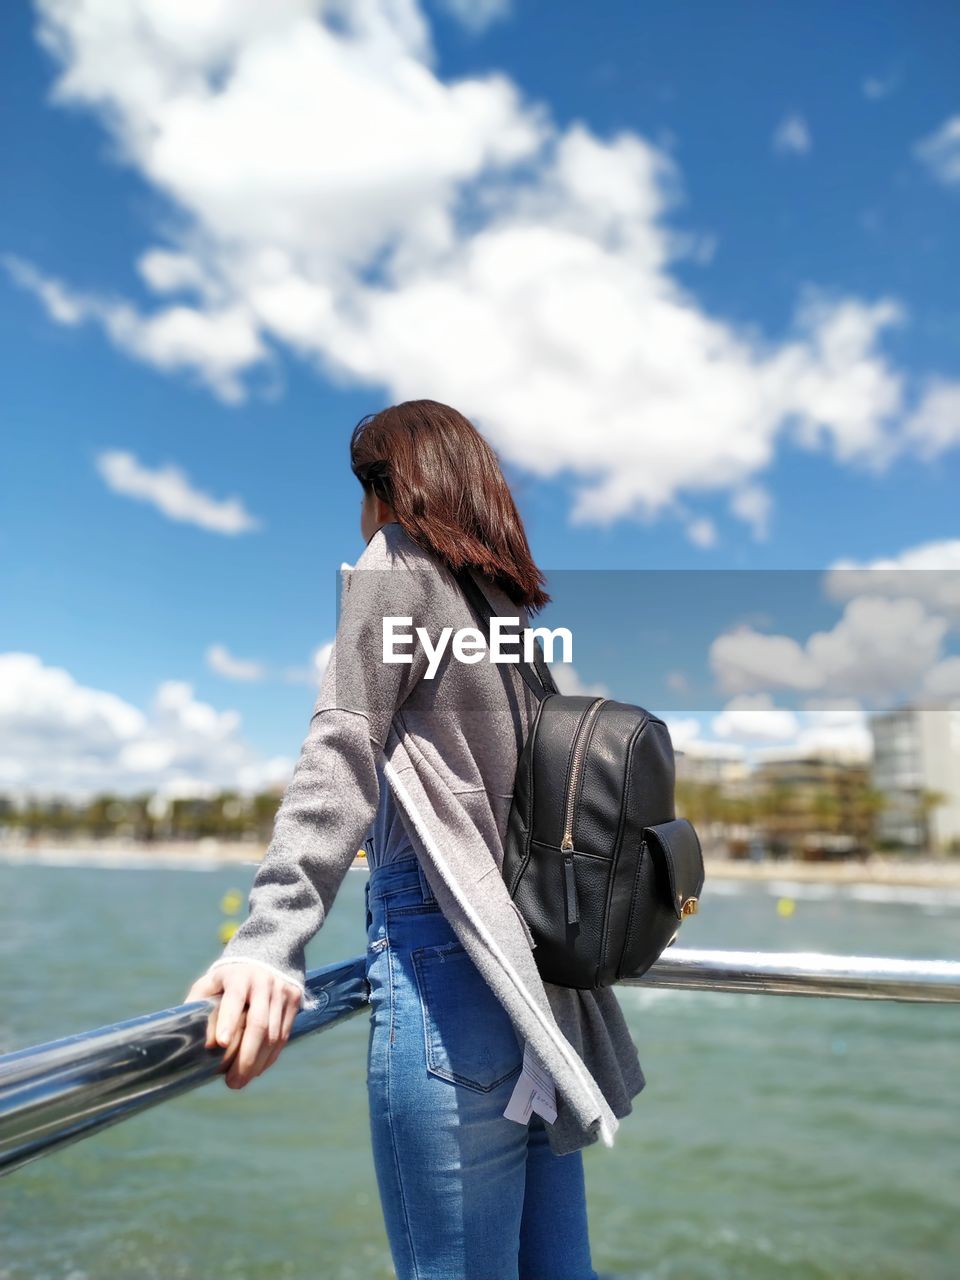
[412,940,523,1093]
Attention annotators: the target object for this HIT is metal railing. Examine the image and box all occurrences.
[2,947,958,1177]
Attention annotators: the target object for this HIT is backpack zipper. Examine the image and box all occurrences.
[559,697,606,852]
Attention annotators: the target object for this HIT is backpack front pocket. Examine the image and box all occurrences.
[412,940,524,1093]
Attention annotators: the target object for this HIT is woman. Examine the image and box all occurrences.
[185,400,645,1280]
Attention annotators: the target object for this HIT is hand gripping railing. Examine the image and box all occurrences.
[2,947,958,1177]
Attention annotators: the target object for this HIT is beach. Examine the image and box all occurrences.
[3,837,960,887]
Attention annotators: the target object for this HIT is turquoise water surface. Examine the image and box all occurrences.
[1,858,958,1280]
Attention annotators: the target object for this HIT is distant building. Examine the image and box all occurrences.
[673,744,750,856]
[750,750,873,858]
[675,744,749,788]
[870,702,960,853]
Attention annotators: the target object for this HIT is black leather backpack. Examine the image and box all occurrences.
[455,569,705,991]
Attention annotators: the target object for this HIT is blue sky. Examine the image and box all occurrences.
[2,0,959,797]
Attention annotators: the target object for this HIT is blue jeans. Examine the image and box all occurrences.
[364,854,599,1280]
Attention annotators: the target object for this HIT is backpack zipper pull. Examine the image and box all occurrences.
[563,853,579,926]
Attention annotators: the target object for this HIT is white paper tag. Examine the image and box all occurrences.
[503,1040,558,1126]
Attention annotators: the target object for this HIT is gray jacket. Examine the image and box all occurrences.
[206,522,645,1154]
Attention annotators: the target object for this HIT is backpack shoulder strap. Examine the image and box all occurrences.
[453,567,559,701]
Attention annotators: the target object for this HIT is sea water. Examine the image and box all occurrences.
[1,858,958,1280]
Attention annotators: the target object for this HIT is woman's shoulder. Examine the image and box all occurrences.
[350,521,441,575]
[339,522,455,629]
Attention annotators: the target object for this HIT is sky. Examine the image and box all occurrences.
[2,0,960,800]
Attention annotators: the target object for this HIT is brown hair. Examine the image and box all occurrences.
[350,400,549,611]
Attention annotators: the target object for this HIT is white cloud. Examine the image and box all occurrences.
[0,652,292,799]
[209,639,334,686]
[794,700,872,761]
[206,644,267,681]
[137,248,217,298]
[95,449,262,534]
[711,628,821,695]
[862,72,899,101]
[679,738,747,763]
[711,595,949,700]
[768,293,904,464]
[282,640,335,686]
[312,641,334,684]
[729,483,771,540]
[435,0,512,33]
[686,517,717,549]
[915,115,960,186]
[822,546,960,703]
[826,538,960,618]
[712,693,800,742]
[923,656,960,698]
[677,699,870,763]
[5,254,266,403]
[772,113,811,155]
[902,379,960,459]
[3,254,86,323]
[803,596,945,696]
[5,0,954,531]
[660,716,706,752]
[549,662,609,697]
[0,653,145,763]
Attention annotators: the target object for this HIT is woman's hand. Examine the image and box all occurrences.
[184,964,303,1088]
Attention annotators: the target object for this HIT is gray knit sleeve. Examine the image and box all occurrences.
[202,527,437,1009]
